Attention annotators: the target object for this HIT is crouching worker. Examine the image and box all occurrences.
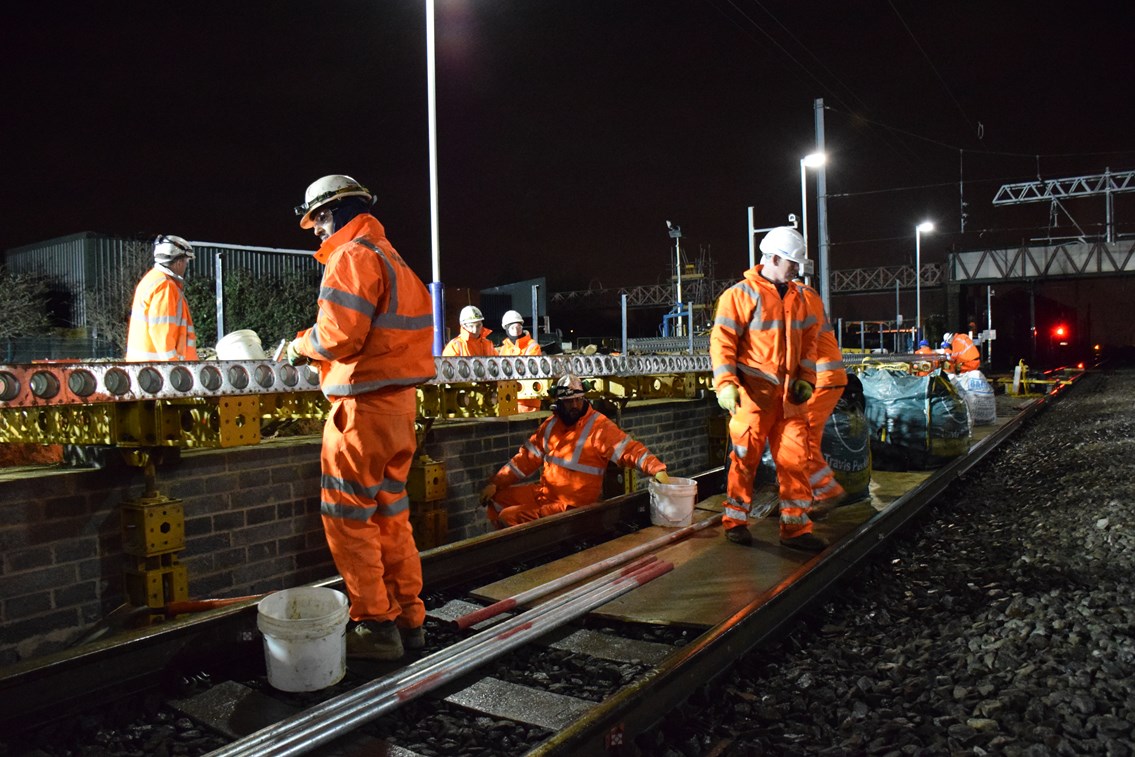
[479,374,671,527]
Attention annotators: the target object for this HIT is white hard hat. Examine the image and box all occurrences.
[502,310,524,329]
[549,373,586,400]
[154,234,194,265]
[295,175,373,229]
[759,226,807,266]
[459,305,484,326]
[943,332,955,343]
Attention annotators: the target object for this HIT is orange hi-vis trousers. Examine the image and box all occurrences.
[320,390,425,629]
[724,380,816,540]
[804,385,846,505]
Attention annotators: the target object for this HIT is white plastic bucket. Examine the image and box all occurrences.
[648,476,698,527]
[215,329,267,360]
[257,587,349,692]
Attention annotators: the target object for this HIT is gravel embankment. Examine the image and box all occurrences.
[663,369,1135,756]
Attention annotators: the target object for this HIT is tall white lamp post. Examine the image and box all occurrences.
[799,152,826,260]
[915,221,934,342]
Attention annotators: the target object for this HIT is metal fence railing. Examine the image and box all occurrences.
[1,336,118,363]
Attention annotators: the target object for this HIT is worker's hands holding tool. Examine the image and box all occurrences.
[478,483,497,506]
[654,471,671,485]
[285,340,308,366]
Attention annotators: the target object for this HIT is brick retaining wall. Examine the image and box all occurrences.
[0,396,716,663]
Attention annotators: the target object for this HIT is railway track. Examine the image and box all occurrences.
[0,381,1072,756]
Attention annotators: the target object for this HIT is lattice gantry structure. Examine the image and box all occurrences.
[0,354,714,450]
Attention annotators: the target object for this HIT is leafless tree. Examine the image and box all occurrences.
[0,267,53,337]
[84,240,152,354]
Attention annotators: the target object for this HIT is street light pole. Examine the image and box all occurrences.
[915,221,934,341]
[799,152,826,261]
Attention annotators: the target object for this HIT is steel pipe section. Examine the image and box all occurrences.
[0,354,714,408]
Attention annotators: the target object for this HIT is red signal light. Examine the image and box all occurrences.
[1053,324,1067,338]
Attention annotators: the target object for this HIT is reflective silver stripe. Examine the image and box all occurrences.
[820,321,836,334]
[635,451,651,469]
[714,364,737,379]
[724,498,749,520]
[799,358,817,370]
[320,495,409,519]
[809,467,833,486]
[816,358,845,372]
[799,314,818,329]
[321,285,376,320]
[547,411,604,476]
[610,435,631,462]
[749,316,782,331]
[506,460,526,478]
[780,510,811,525]
[737,364,780,384]
[524,440,544,459]
[733,281,761,301]
[814,479,842,498]
[374,312,433,330]
[354,238,400,314]
[320,501,378,521]
[714,315,742,331]
[322,473,405,500]
[732,442,749,458]
[309,326,336,362]
[321,374,434,397]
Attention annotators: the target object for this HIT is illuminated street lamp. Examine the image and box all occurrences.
[799,152,826,261]
[915,221,934,341]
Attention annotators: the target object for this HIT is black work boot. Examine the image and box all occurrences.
[779,532,828,552]
[399,625,426,650]
[346,620,404,660]
[725,525,753,545]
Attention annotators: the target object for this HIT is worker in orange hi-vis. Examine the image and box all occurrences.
[125,235,198,361]
[286,174,436,662]
[478,374,670,527]
[498,310,543,412]
[797,282,848,519]
[943,330,981,372]
[441,305,497,356]
[711,226,824,552]
[912,339,938,376]
[497,310,542,356]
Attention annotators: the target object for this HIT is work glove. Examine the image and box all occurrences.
[285,340,308,366]
[478,483,497,506]
[654,471,671,485]
[716,384,740,415]
[790,379,814,404]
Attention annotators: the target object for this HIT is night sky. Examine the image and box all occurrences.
[4,2,1133,298]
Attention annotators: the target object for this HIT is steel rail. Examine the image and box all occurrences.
[213,559,674,757]
[0,469,721,736]
[454,513,723,629]
[528,376,1079,755]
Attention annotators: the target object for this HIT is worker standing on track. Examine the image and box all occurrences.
[286,174,436,661]
[942,330,981,373]
[478,374,671,527]
[442,305,497,356]
[711,226,825,552]
[798,282,847,518]
[125,235,198,361]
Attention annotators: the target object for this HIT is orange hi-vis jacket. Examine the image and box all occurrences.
[498,332,542,356]
[294,214,436,400]
[710,265,818,406]
[489,404,666,510]
[125,266,198,361]
[442,326,497,357]
[798,284,846,389]
[948,333,981,372]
